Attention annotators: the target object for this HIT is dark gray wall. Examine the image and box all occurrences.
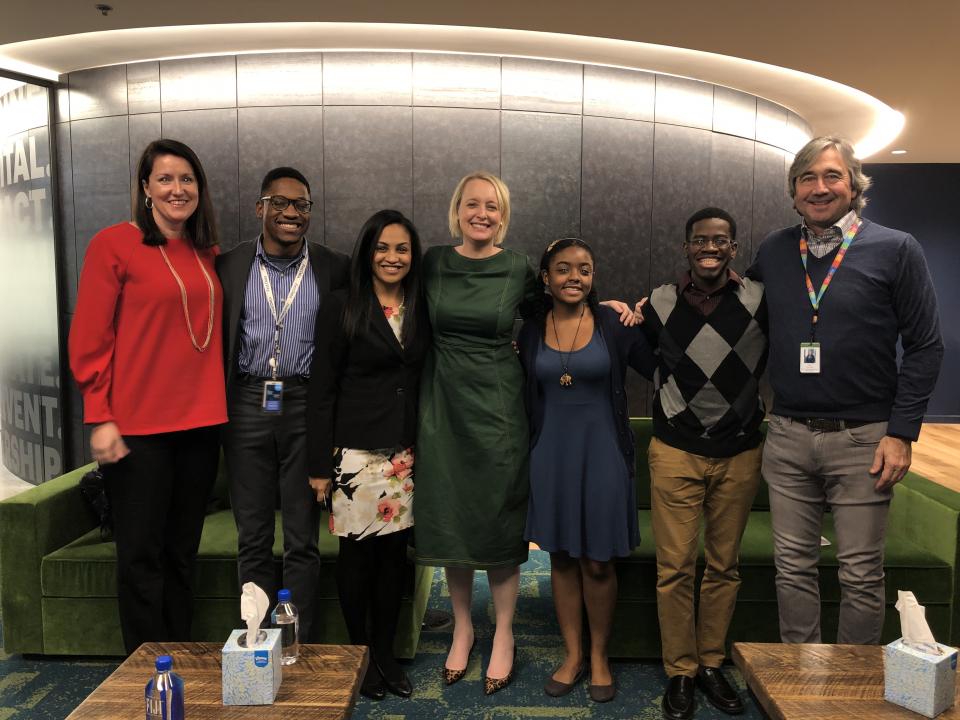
[54,52,804,468]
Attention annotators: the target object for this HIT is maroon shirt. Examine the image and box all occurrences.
[679,268,744,317]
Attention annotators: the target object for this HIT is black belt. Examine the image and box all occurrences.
[237,373,309,386]
[789,417,872,432]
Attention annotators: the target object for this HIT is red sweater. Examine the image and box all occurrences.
[69,222,227,435]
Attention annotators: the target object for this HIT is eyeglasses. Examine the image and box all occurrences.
[685,236,734,249]
[260,195,314,214]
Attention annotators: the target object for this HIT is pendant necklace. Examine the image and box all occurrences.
[551,304,585,387]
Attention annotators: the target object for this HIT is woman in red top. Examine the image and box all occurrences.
[69,138,227,654]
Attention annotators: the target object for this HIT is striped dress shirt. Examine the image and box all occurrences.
[237,237,320,378]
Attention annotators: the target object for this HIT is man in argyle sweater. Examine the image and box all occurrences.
[642,207,768,720]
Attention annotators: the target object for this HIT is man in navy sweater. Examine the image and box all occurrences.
[749,136,942,646]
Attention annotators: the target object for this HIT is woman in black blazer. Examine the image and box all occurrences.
[307,209,428,701]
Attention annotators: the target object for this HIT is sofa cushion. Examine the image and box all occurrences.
[616,509,952,604]
[41,510,341,599]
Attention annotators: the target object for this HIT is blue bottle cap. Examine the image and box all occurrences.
[156,655,172,671]
[278,589,291,602]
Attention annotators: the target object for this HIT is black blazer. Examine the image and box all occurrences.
[306,289,430,478]
[215,238,350,388]
[516,305,656,477]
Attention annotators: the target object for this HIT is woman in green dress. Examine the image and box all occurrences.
[415,172,537,695]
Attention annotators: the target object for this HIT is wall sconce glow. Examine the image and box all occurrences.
[0,22,905,156]
[891,149,907,155]
[0,56,58,82]
[852,107,904,160]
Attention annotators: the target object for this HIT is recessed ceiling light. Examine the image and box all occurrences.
[891,149,907,155]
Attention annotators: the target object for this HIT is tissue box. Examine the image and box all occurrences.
[222,629,283,705]
[884,638,958,718]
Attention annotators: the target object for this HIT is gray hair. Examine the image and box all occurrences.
[788,136,872,214]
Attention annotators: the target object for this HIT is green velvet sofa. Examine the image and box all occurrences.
[609,419,960,657]
[3,419,959,659]
[0,461,432,657]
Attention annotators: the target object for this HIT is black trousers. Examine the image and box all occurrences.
[223,380,321,640]
[336,529,410,663]
[103,425,220,654]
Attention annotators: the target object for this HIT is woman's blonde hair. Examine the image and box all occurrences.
[447,171,511,245]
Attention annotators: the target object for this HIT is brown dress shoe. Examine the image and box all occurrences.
[588,681,616,703]
[544,663,586,697]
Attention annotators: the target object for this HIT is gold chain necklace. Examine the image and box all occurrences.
[551,304,585,387]
[158,244,215,352]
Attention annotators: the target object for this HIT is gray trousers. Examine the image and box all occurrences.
[223,380,321,641]
[762,414,891,644]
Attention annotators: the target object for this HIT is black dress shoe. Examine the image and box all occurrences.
[375,657,413,698]
[662,675,695,720]
[360,663,386,701]
[696,666,744,715]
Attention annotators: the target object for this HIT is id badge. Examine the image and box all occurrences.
[262,380,284,413]
[800,342,821,374]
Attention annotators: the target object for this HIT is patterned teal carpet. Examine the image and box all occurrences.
[0,551,767,718]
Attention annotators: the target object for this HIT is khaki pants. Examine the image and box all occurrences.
[649,437,762,677]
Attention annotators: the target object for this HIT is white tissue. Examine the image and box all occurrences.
[897,590,940,654]
[240,582,270,647]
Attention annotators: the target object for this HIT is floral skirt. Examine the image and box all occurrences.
[329,446,414,540]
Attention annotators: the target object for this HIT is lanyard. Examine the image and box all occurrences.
[258,253,310,379]
[799,218,860,339]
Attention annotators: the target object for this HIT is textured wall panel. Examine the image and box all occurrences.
[708,133,756,272]
[581,115,654,302]
[160,108,240,249]
[69,116,132,273]
[583,65,655,122]
[127,62,160,115]
[752,143,792,259]
[55,75,70,123]
[756,98,789,151]
[786,111,812,154]
[160,57,237,112]
[412,53,500,109]
[655,76,714,131]
[323,106,413,253]
[237,53,323,107]
[502,58,582,115]
[501,111,581,259]
[237,106,325,245]
[68,66,128,121]
[651,124,713,286]
[323,52,411,106]
[54,123,77,311]
[713,86,756,140]
[128,113,161,192]
[412,107,500,248]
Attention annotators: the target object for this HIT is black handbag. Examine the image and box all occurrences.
[79,467,113,541]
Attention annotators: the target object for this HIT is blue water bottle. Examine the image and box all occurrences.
[145,654,184,720]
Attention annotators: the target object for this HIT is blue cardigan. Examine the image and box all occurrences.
[516,305,656,477]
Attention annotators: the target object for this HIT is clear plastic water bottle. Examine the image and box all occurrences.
[145,654,184,720]
[271,588,299,665]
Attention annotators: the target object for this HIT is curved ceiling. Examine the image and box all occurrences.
[0,1,953,162]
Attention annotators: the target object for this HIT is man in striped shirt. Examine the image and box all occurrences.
[217,167,349,639]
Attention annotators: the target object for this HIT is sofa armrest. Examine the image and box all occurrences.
[0,463,97,654]
[887,472,960,645]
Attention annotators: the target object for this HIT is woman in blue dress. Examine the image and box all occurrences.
[517,238,656,703]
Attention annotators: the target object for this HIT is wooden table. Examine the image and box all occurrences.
[733,642,960,719]
[66,641,368,719]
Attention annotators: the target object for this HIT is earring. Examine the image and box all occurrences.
[145,197,153,210]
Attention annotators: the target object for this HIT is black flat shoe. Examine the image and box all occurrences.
[544,662,586,697]
[662,675,695,720]
[360,662,386,701]
[588,681,616,703]
[696,666,744,715]
[375,657,413,698]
